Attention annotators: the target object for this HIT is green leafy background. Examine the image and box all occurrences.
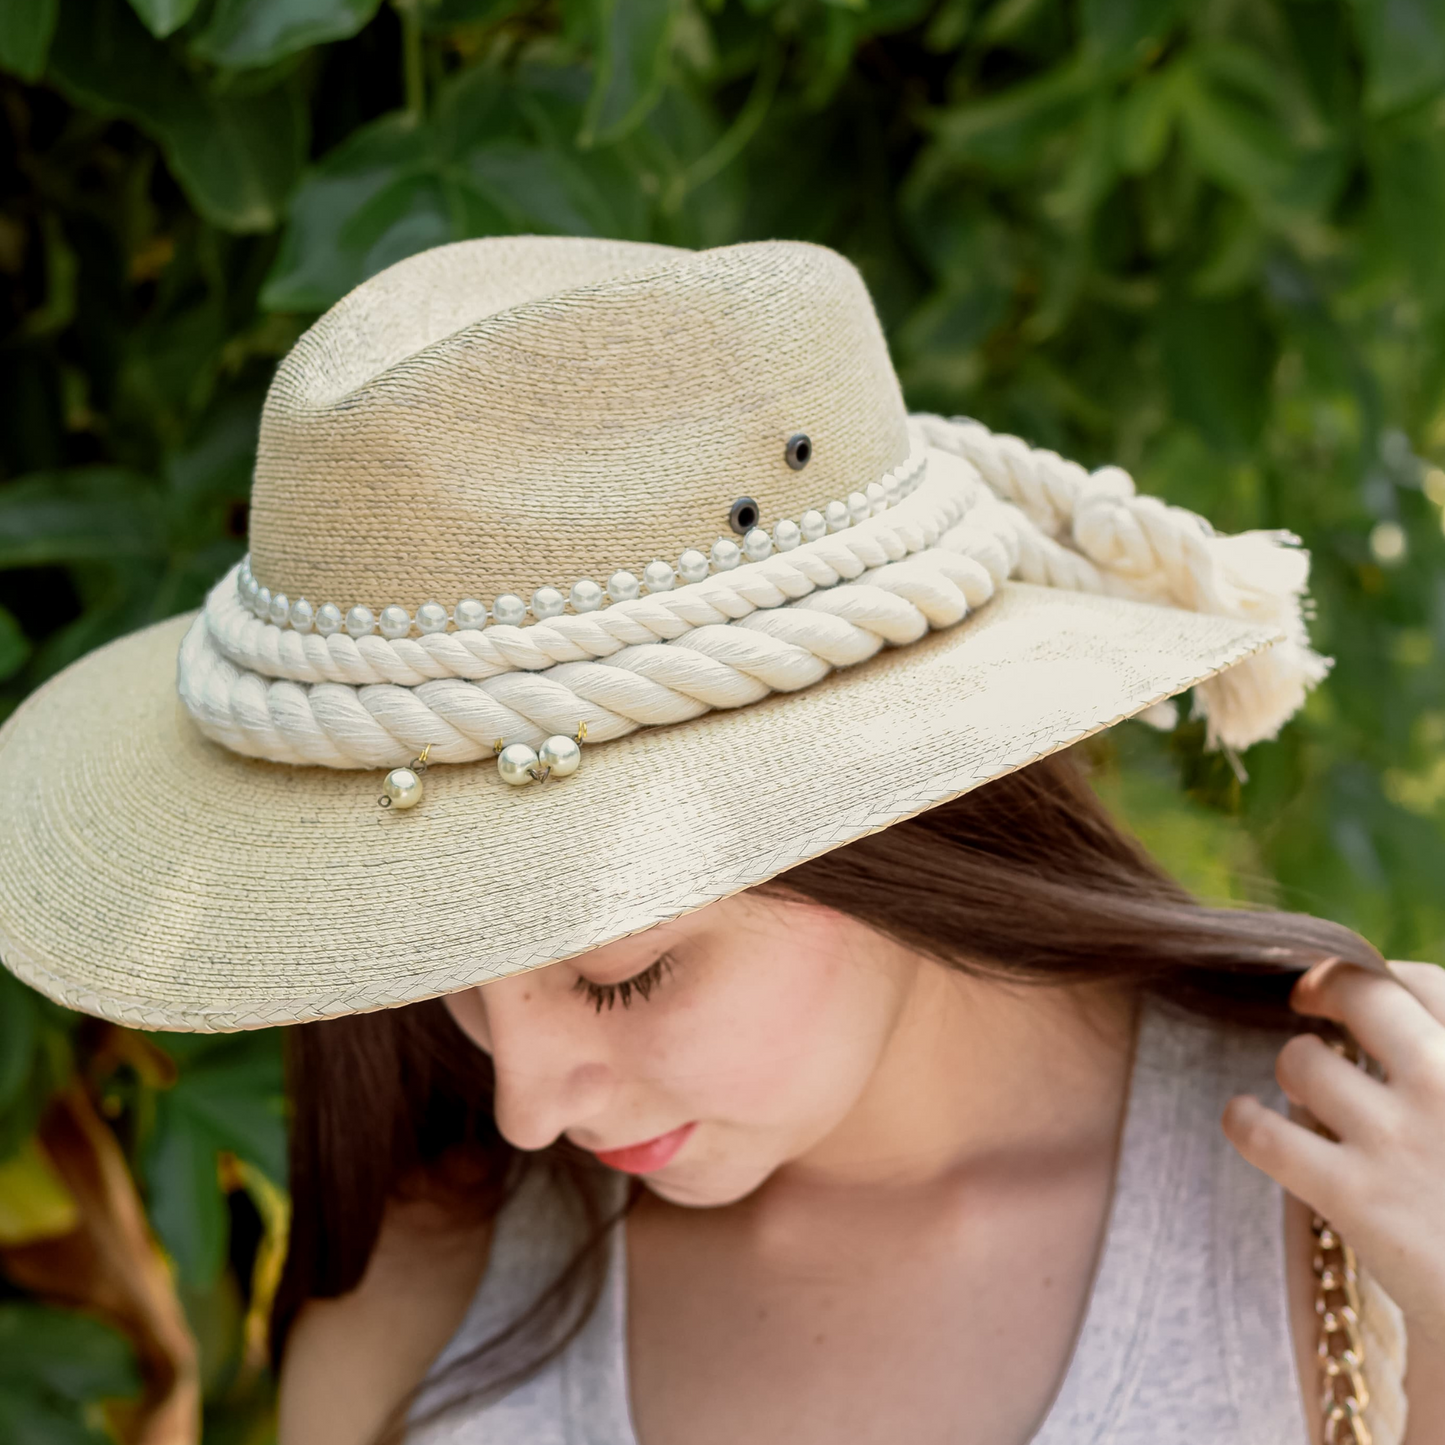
[2,0,1445,1437]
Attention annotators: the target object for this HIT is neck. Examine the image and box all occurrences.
[770,960,1141,1197]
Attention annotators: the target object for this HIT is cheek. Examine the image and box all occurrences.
[654,938,897,1133]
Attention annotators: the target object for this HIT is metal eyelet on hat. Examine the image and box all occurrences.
[785,433,812,470]
[728,497,760,535]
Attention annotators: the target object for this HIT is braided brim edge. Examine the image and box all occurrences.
[0,583,1279,1032]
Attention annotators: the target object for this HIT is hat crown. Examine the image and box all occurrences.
[247,237,910,616]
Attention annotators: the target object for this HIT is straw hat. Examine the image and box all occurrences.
[0,236,1329,1032]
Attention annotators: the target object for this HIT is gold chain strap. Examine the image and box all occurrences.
[1312,1032,1373,1445]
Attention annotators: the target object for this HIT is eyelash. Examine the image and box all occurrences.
[572,953,675,1012]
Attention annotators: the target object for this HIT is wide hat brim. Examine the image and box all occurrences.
[0,582,1278,1032]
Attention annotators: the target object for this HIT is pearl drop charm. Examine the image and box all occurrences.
[315,603,343,637]
[345,605,376,638]
[742,527,772,561]
[710,538,741,571]
[607,570,640,602]
[416,601,449,634]
[531,586,566,619]
[570,579,603,612]
[800,509,827,542]
[538,733,582,777]
[643,559,675,592]
[379,605,411,640]
[492,594,527,626]
[677,549,709,584]
[381,766,424,809]
[454,599,487,630]
[497,742,541,786]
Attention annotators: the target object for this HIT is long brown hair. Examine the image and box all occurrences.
[271,747,1381,1437]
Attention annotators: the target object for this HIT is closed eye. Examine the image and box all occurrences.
[572,952,675,1012]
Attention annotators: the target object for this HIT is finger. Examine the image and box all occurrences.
[1387,960,1445,1029]
[1221,1093,1348,1218]
[1290,960,1445,1086]
[1273,1030,1390,1144]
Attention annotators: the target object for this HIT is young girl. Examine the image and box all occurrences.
[0,236,1440,1445]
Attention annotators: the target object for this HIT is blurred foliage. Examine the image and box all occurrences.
[3,0,1445,1436]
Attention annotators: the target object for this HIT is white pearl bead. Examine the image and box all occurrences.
[800,509,827,542]
[824,500,850,532]
[643,559,675,592]
[570,579,603,612]
[772,518,801,551]
[255,586,272,617]
[538,734,581,777]
[865,481,887,515]
[492,594,527,626]
[454,598,487,630]
[497,742,540,786]
[710,538,741,571]
[847,491,870,523]
[269,592,290,625]
[606,570,640,602]
[382,766,423,809]
[290,598,315,633]
[531,586,566,619]
[415,601,449,634]
[379,605,411,639]
[677,549,709,584]
[884,473,902,506]
[742,527,772,561]
[345,605,376,638]
[315,603,343,637]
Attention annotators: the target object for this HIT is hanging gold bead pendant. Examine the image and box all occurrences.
[379,744,432,810]
[494,723,586,787]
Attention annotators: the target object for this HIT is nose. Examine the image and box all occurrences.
[476,972,616,1152]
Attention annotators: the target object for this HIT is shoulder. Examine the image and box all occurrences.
[277,1194,493,1445]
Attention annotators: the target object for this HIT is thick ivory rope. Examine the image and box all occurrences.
[206,447,982,687]
[912,415,1332,750]
[179,538,1004,769]
[179,417,1332,768]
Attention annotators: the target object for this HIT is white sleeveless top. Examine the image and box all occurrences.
[408,994,1317,1442]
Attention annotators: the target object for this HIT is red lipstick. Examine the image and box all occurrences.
[591,1122,696,1175]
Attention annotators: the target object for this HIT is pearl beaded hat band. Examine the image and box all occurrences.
[0,236,1328,1031]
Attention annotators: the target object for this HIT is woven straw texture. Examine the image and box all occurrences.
[249,236,909,613]
[0,583,1270,1032]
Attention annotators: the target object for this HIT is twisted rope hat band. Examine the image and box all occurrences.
[176,417,1330,774]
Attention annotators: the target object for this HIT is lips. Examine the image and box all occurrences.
[590,1121,696,1174]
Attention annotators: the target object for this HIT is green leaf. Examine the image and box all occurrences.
[1350,0,1445,114]
[126,0,201,39]
[0,606,30,684]
[193,0,383,70]
[1369,111,1445,307]
[1115,68,1180,174]
[48,0,307,232]
[0,470,165,570]
[0,1304,140,1401]
[264,66,651,312]
[925,58,1097,176]
[0,972,40,1113]
[0,1392,106,1445]
[143,1095,230,1287]
[579,0,683,146]
[1080,0,1178,61]
[1157,286,1277,454]
[0,0,58,79]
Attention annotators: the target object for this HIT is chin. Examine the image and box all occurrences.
[640,1157,776,1209]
